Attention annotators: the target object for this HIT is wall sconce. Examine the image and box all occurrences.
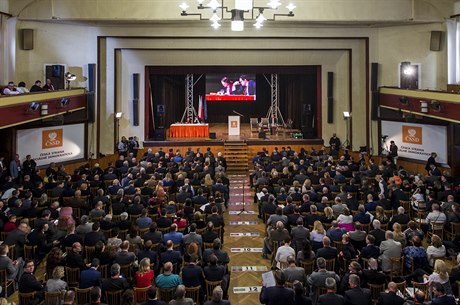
[26,102,40,113]
[59,97,70,107]
[41,104,49,116]
[343,111,351,118]
[420,101,428,113]
[65,72,77,90]
[431,100,441,112]
[399,96,409,106]
[115,112,123,119]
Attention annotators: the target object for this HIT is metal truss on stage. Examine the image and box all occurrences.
[265,74,286,127]
[180,74,199,123]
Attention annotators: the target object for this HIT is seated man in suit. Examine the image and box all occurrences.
[114,240,137,266]
[361,258,387,287]
[259,270,295,305]
[80,258,101,289]
[316,236,338,260]
[155,262,182,289]
[431,282,456,305]
[377,282,404,305]
[0,244,23,281]
[318,277,344,305]
[101,263,131,292]
[307,257,340,302]
[344,274,371,305]
[160,240,182,266]
[141,286,166,305]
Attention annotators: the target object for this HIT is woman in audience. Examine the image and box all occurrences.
[46,247,65,279]
[424,259,452,294]
[135,257,154,288]
[193,211,207,230]
[403,235,428,273]
[184,242,201,264]
[155,180,166,204]
[323,206,335,224]
[174,211,188,232]
[310,221,325,250]
[126,225,143,251]
[107,227,122,249]
[204,173,214,189]
[183,198,195,222]
[337,208,354,232]
[375,206,389,225]
[162,172,174,188]
[296,240,315,262]
[426,234,446,267]
[392,222,407,248]
[403,221,424,243]
[46,266,68,293]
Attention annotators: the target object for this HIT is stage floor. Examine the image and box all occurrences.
[144,123,323,147]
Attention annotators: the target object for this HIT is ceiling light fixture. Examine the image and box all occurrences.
[180,0,295,31]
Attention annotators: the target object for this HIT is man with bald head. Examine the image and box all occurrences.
[377,282,404,305]
[262,221,290,259]
[155,262,182,289]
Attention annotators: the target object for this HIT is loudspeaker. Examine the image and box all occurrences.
[430,31,442,51]
[327,72,333,123]
[132,74,140,126]
[209,132,216,139]
[87,64,96,123]
[157,105,165,113]
[154,127,165,141]
[21,29,33,50]
[258,131,266,139]
[371,91,379,121]
[371,63,378,91]
[88,64,96,93]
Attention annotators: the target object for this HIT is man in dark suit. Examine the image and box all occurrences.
[101,263,131,292]
[27,222,59,261]
[362,258,387,287]
[359,235,380,260]
[114,240,137,266]
[80,258,101,288]
[304,205,323,227]
[66,242,88,270]
[141,286,166,305]
[431,282,456,305]
[143,222,163,244]
[344,274,371,305]
[212,179,228,201]
[388,206,410,229]
[377,282,404,305]
[3,222,28,258]
[206,206,224,228]
[157,209,173,229]
[181,254,205,299]
[204,254,230,298]
[259,270,295,305]
[317,277,345,305]
[18,259,45,301]
[202,239,229,266]
[316,236,338,260]
[160,240,182,266]
[84,222,107,247]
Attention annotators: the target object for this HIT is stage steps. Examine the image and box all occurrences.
[224,141,249,174]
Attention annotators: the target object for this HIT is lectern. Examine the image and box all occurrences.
[228,115,240,136]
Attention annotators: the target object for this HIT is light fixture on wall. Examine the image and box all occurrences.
[59,97,70,107]
[430,100,441,112]
[180,0,295,31]
[420,101,428,113]
[26,102,40,113]
[41,104,49,116]
[65,72,76,90]
[116,112,123,119]
[343,111,351,149]
[401,61,414,76]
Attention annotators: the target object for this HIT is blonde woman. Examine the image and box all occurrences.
[135,257,154,288]
[323,207,335,224]
[392,222,406,248]
[46,266,68,293]
[301,179,312,193]
[375,206,389,224]
[204,174,214,188]
[310,220,326,251]
[427,235,446,267]
[155,180,166,203]
[424,259,452,294]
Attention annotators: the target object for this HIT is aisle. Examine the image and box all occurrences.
[223,174,270,305]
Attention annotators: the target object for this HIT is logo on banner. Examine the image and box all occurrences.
[402,126,422,145]
[42,129,63,149]
[231,120,238,128]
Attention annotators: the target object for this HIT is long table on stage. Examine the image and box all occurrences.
[169,123,209,138]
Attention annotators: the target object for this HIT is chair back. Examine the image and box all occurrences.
[333,241,344,252]
[299,259,315,275]
[24,244,37,260]
[75,287,92,305]
[19,292,38,305]
[185,286,201,305]
[203,242,214,250]
[99,264,109,279]
[120,263,133,279]
[6,244,16,260]
[65,266,81,288]
[0,268,15,297]
[84,246,96,261]
[157,287,176,303]
[394,281,407,297]
[368,283,386,304]
[205,280,222,300]
[105,290,124,305]
[45,291,63,305]
[134,285,151,305]
[388,256,404,280]
[412,281,431,301]
[325,258,336,271]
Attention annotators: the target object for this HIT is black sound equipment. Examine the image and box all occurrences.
[258,131,266,139]
[87,64,96,123]
[21,29,33,50]
[327,72,333,123]
[430,31,442,51]
[209,132,216,139]
[154,127,165,141]
[371,63,379,91]
[133,73,140,126]
[371,91,379,121]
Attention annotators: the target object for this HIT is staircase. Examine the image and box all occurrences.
[224,141,249,174]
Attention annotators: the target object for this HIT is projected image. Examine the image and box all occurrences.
[206,73,256,101]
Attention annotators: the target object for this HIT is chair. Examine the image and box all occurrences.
[157,287,176,303]
[0,231,9,241]
[185,286,201,305]
[270,241,282,265]
[203,242,214,250]
[24,244,38,261]
[205,280,222,300]
[134,285,151,305]
[368,283,386,305]
[325,258,336,272]
[19,291,43,305]
[130,214,141,223]
[119,229,129,240]
[447,222,460,240]
[0,268,15,297]
[120,263,133,279]
[298,259,315,275]
[250,118,259,133]
[84,246,96,261]
[411,281,431,301]
[7,244,16,260]
[99,264,109,279]
[75,287,92,305]
[65,266,81,288]
[387,256,404,280]
[260,117,270,131]
[45,291,63,305]
[105,290,124,305]
[333,241,344,252]
[394,280,407,298]
[428,221,445,240]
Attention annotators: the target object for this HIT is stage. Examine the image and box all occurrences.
[143,123,323,147]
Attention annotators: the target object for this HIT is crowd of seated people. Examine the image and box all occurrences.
[255,146,459,305]
[0,146,231,304]
[1,79,56,96]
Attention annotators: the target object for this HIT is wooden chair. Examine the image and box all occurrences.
[19,291,44,305]
[394,280,407,298]
[134,285,151,305]
[270,241,282,265]
[333,241,344,252]
[298,259,315,275]
[386,256,404,280]
[205,280,222,301]
[105,290,124,305]
[203,242,214,250]
[185,286,201,305]
[325,258,336,272]
[368,283,386,305]
[130,214,141,223]
[72,207,82,219]
[24,244,38,261]
[157,287,176,303]
[75,287,92,305]
[447,222,460,240]
[99,264,109,279]
[0,231,9,241]
[118,229,129,240]
[45,291,63,305]
[65,266,81,288]
[7,244,16,261]
[428,221,445,240]
[412,281,431,301]
[158,226,170,235]
[84,246,96,261]
[0,268,15,297]
[120,263,133,279]
[250,118,259,133]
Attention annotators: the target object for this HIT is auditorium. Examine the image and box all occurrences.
[0,1,460,305]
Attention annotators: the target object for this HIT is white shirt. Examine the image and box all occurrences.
[2,87,20,95]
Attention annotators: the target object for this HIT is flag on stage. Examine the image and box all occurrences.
[198,95,206,122]
[203,97,207,121]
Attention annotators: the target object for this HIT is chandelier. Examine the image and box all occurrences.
[179,0,296,31]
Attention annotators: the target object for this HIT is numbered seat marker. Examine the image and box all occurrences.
[233,286,263,294]
[231,247,262,252]
[229,232,260,237]
[229,221,258,225]
[228,210,256,215]
[231,266,268,272]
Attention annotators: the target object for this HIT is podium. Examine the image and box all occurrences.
[228,116,240,136]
